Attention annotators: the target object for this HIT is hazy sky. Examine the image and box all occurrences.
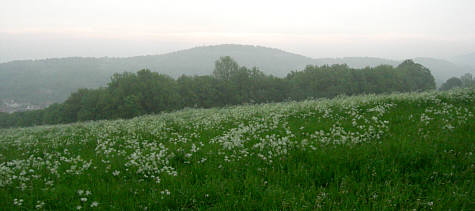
[1,0,474,62]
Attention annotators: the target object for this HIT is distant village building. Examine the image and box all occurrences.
[0,99,44,113]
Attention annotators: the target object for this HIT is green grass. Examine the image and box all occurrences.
[0,89,474,210]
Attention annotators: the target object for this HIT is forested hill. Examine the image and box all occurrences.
[0,44,473,106]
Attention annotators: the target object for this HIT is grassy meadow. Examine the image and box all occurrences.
[0,88,474,210]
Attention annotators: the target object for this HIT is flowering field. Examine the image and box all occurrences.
[1,89,474,210]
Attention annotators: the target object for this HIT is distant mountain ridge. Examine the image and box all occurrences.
[1,44,473,109]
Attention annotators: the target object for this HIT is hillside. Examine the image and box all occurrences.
[413,57,475,85]
[451,52,475,68]
[1,44,473,108]
[0,45,314,106]
[0,89,473,209]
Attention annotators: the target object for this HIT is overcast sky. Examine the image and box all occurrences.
[1,0,474,62]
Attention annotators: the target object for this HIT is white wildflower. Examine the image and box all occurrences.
[90,201,99,207]
[35,201,45,209]
[13,198,23,206]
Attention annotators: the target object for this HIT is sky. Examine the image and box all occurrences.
[1,0,474,63]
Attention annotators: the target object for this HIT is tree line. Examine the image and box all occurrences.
[0,57,436,128]
[439,73,475,91]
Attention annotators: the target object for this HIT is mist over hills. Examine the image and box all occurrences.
[451,52,475,69]
[413,57,475,85]
[1,44,473,109]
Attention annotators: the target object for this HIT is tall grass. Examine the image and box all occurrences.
[0,88,474,210]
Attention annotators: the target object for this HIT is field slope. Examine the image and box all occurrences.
[0,89,474,210]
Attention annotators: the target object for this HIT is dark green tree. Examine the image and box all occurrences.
[440,77,463,91]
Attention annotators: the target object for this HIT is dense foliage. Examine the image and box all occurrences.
[0,57,436,128]
[1,44,470,106]
[440,73,475,91]
[0,89,473,209]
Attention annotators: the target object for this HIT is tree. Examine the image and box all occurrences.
[440,77,463,91]
[177,75,198,108]
[213,56,239,81]
[62,88,90,122]
[193,76,219,108]
[77,89,102,121]
[460,73,474,88]
[213,56,241,105]
[0,112,10,128]
[397,60,436,91]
